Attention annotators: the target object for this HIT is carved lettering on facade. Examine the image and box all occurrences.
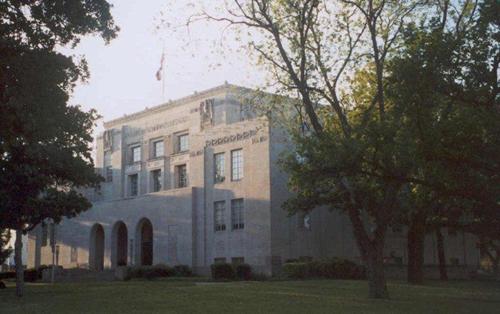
[126,116,189,137]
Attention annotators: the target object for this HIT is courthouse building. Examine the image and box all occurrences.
[27,83,481,276]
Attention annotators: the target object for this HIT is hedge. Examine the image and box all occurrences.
[0,265,52,282]
[235,263,252,280]
[283,258,365,280]
[210,263,236,280]
[122,264,193,280]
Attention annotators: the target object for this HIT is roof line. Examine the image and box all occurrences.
[103,83,251,128]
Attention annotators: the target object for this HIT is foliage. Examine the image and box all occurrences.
[127,264,175,280]
[384,0,500,281]
[0,230,11,265]
[210,263,236,281]
[0,0,118,296]
[282,262,309,279]
[173,265,193,277]
[282,259,365,280]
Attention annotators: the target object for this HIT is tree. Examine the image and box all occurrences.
[0,1,118,297]
[387,0,500,283]
[0,229,12,266]
[186,0,428,298]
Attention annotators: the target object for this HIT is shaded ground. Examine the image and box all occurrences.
[1,278,499,313]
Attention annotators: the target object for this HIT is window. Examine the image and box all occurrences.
[129,174,138,196]
[231,199,244,230]
[214,153,225,183]
[178,134,189,152]
[131,145,141,163]
[231,257,245,266]
[214,201,226,231]
[231,149,243,181]
[70,246,78,263]
[214,257,226,264]
[176,164,187,188]
[41,222,48,247]
[151,169,162,192]
[153,140,164,158]
[105,166,113,182]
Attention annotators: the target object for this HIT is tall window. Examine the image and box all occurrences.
[214,153,225,183]
[153,140,164,158]
[176,164,187,188]
[105,166,113,182]
[214,201,226,231]
[41,222,48,247]
[178,134,189,152]
[231,149,243,181]
[131,145,141,163]
[231,199,244,230]
[151,169,162,192]
[104,151,112,182]
[129,174,138,196]
[70,246,78,263]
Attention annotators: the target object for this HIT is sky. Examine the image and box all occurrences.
[66,0,265,129]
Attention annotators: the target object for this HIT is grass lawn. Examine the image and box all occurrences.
[1,278,499,313]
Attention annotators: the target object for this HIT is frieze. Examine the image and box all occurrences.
[205,129,258,147]
[125,116,189,137]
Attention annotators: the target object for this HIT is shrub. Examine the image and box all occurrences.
[282,262,309,279]
[210,263,235,280]
[128,264,174,280]
[282,258,365,280]
[173,264,192,277]
[0,271,15,280]
[24,269,39,282]
[235,263,252,281]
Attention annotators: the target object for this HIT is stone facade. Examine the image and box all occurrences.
[27,84,481,276]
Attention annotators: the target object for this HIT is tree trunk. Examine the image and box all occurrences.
[15,229,24,297]
[436,228,448,281]
[365,245,389,299]
[407,213,426,284]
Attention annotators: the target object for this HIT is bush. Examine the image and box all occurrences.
[210,263,235,280]
[282,262,309,279]
[0,271,15,280]
[235,263,252,281]
[173,265,193,277]
[282,258,365,280]
[128,264,174,280]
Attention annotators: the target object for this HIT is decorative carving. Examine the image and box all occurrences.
[200,98,215,130]
[103,130,113,151]
[205,129,258,147]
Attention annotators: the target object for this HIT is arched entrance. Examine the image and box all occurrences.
[136,218,153,266]
[89,223,105,271]
[111,221,128,267]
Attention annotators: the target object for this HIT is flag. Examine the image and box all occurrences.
[156,51,165,81]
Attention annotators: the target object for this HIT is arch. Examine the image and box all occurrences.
[135,218,153,266]
[111,221,128,268]
[89,223,105,271]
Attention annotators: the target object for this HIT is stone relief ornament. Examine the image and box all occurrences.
[200,98,215,130]
[103,129,113,151]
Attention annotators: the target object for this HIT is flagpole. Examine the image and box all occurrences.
[161,46,166,102]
